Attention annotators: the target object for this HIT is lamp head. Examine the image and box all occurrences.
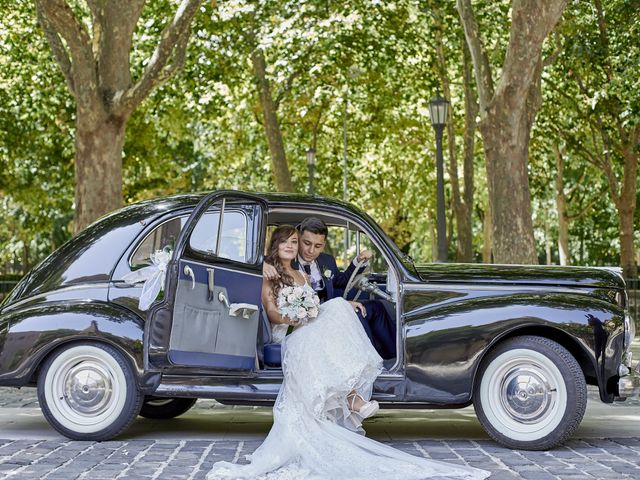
[428,95,449,127]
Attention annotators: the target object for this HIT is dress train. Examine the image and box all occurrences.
[207,298,490,480]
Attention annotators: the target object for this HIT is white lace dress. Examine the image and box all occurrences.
[207,297,490,480]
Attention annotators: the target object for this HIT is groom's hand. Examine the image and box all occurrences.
[263,262,280,280]
[356,250,373,263]
[348,301,367,317]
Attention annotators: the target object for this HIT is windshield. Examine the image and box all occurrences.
[355,209,414,268]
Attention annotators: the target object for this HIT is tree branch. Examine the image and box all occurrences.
[119,0,202,113]
[36,0,100,104]
[456,0,494,115]
[311,101,327,150]
[593,0,613,82]
[35,2,75,95]
[275,70,301,111]
[543,31,563,67]
[567,196,597,221]
[496,0,567,108]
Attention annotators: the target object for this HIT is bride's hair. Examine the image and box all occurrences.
[265,225,298,302]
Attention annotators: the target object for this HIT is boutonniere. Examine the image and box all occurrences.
[323,268,334,280]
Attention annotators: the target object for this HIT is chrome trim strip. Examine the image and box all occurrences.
[403,283,585,295]
[252,371,404,381]
[2,283,112,312]
[178,258,263,278]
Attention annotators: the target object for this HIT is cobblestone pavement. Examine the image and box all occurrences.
[1,387,640,479]
[1,437,640,480]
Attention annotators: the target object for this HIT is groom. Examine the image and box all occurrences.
[264,217,396,359]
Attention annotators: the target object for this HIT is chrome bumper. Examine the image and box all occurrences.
[618,360,640,399]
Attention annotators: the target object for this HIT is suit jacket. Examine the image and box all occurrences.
[295,252,362,300]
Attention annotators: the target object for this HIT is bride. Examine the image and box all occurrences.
[207,225,490,480]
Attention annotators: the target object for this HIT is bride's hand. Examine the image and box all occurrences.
[284,315,300,326]
[348,301,366,318]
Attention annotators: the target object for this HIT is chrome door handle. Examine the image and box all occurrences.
[218,291,230,308]
[207,268,215,301]
[183,265,195,290]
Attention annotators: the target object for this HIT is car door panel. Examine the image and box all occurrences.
[168,259,261,371]
[145,192,267,375]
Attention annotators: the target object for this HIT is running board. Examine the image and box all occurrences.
[154,377,282,401]
[153,375,401,402]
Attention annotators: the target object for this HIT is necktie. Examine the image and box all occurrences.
[302,263,322,291]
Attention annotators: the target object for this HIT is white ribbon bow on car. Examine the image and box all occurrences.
[122,247,173,310]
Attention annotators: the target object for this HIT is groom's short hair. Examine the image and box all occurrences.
[298,217,328,238]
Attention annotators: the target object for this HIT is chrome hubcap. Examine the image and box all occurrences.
[63,361,113,416]
[501,366,555,424]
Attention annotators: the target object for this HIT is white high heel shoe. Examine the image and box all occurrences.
[347,393,380,419]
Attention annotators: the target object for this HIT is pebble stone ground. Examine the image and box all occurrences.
[1,387,640,480]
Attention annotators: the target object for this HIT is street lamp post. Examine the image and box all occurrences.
[428,94,449,262]
[306,147,316,195]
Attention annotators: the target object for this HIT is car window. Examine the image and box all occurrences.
[189,205,250,263]
[130,216,187,268]
[325,226,387,273]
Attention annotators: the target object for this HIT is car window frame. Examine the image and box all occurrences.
[128,215,189,269]
[188,205,250,263]
[180,197,264,269]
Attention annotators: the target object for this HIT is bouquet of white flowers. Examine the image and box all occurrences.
[277,284,320,326]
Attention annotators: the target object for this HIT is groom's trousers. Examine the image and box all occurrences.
[355,300,397,360]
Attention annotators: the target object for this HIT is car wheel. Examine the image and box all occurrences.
[139,397,197,419]
[473,335,586,450]
[37,342,143,441]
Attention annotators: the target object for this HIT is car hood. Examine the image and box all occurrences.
[413,263,625,289]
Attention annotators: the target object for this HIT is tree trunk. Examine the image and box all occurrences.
[618,143,638,278]
[554,145,570,265]
[544,221,552,265]
[483,201,492,263]
[434,18,476,262]
[619,208,636,278]
[36,0,202,232]
[564,3,638,278]
[252,48,294,192]
[457,0,567,264]
[22,240,29,275]
[460,42,478,262]
[74,109,126,232]
[480,80,539,264]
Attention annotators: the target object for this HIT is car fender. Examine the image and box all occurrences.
[403,292,625,404]
[0,301,145,387]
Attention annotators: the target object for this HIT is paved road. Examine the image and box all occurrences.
[1,386,639,479]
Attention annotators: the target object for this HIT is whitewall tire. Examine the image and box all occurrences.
[37,342,143,440]
[473,336,587,450]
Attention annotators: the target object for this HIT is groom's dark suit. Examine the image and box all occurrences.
[295,252,396,359]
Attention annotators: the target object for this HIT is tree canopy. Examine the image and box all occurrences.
[1,0,638,276]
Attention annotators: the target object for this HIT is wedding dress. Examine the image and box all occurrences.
[207,296,490,480]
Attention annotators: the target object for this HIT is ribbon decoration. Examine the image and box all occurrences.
[122,247,173,310]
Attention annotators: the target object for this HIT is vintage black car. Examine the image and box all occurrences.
[0,191,638,450]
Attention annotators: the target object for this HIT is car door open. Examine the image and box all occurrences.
[146,192,265,374]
